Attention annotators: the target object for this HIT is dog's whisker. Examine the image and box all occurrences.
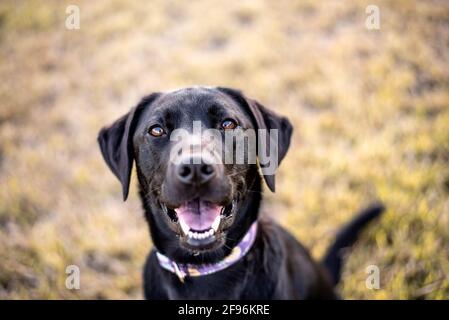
[226,168,250,178]
[245,188,263,195]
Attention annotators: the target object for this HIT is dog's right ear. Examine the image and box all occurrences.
[97,93,160,201]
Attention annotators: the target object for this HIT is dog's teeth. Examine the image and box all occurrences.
[211,216,221,232]
[186,229,215,240]
[179,219,190,235]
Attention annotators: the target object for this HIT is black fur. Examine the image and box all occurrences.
[322,203,385,286]
[97,86,384,299]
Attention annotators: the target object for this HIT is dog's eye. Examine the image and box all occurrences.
[148,125,165,137]
[221,119,238,130]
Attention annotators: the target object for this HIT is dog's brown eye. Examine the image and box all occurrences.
[221,119,238,130]
[149,126,165,137]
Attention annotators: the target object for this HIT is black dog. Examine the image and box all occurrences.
[98,86,383,299]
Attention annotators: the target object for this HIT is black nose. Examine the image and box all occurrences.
[176,159,216,185]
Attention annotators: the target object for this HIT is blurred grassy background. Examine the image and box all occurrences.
[0,0,448,299]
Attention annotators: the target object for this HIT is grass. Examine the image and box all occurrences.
[0,0,448,299]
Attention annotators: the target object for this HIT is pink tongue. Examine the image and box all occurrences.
[176,200,221,231]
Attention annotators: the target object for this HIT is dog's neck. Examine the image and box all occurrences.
[138,171,262,265]
[156,221,258,282]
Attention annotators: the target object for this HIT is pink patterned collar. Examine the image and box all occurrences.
[156,222,258,282]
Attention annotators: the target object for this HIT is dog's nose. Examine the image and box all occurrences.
[176,159,216,185]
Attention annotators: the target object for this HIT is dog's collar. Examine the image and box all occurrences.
[156,222,258,282]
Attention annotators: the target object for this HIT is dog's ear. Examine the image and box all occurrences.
[217,87,293,192]
[97,93,160,200]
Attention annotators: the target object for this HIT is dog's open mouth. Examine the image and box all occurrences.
[160,198,236,250]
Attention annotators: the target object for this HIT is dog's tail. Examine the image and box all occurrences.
[321,203,385,286]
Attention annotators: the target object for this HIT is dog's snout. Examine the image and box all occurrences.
[176,159,217,185]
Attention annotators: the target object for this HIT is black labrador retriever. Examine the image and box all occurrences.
[98,86,383,299]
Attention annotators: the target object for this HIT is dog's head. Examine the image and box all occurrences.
[98,87,292,261]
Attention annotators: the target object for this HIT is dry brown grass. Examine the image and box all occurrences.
[0,0,448,299]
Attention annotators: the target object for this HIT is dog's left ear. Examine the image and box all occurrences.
[97,93,160,200]
[217,87,293,192]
